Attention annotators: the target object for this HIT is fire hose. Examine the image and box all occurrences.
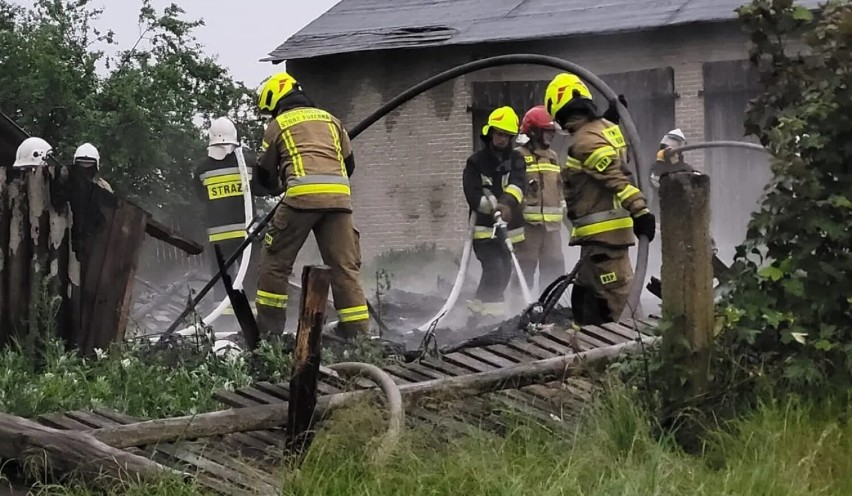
[161,54,650,339]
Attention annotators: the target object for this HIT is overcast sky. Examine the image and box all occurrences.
[12,0,340,86]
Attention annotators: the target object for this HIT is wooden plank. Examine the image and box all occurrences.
[254,381,290,401]
[483,344,530,363]
[527,335,576,355]
[601,322,640,341]
[442,352,498,373]
[530,335,579,355]
[234,387,282,406]
[192,445,280,489]
[404,362,451,379]
[579,325,621,345]
[214,389,259,409]
[144,217,204,255]
[154,443,267,495]
[505,340,556,360]
[36,413,94,431]
[574,330,611,349]
[543,328,592,351]
[463,348,518,368]
[384,364,433,383]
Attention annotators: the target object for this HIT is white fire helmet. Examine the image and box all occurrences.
[73,142,100,168]
[660,128,687,149]
[13,137,53,168]
[207,117,239,160]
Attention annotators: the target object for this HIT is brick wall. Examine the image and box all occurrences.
[287,22,753,261]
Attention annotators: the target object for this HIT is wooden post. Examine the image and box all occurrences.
[659,172,714,406]
[0,411,180,485]
[287,265,331,452]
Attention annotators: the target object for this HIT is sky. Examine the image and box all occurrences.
[11,0,341,86]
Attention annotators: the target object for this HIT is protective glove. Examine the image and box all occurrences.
[560,199,568,216]
[633,210,656,242]
[603,94,629,124]
[478,194,498,214]
[496,203,512,224]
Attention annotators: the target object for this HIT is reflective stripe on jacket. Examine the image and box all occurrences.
[517,145,563,229]
[194,151,257,243]
[562,118,648,247]
[260,106,353,211]
[462,148,527,243]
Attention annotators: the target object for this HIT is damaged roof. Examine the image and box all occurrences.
[265,0,823,62]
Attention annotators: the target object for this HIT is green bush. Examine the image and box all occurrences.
[721,0,852,392]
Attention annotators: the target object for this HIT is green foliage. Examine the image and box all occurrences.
[0,337,253,418]
[721,0,852,391]
[0,0,264,220]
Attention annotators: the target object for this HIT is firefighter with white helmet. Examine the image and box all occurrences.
[13,137,52,168]
[73,142,113,192]
[544,72,654,325]
[194,116,267,310]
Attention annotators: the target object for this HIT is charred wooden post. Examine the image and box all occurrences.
[0,411,180,485]
[659,171,714,406]
[0,165,201,355]
[287,265,332,453]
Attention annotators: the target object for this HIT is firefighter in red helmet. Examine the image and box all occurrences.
[515,105,566,291]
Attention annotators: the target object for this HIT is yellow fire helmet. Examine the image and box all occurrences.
[258,72,298,113]
[544,73,593,118]
[481,106,520,136]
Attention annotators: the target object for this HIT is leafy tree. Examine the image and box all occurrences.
[722,0,852,390]
[0,0,264,222]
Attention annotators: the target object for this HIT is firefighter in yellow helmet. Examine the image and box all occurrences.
[462,106,527,321]
[544,73,655,325]
[253,72,369,341]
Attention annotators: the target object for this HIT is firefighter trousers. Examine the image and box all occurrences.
[515,223,565,290]
[472,238,512,311]
[255,204,369,341]
[571,245,632,326]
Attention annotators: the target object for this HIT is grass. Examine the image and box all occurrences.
[16,382,852,495]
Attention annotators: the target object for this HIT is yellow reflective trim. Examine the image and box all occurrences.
[585,145,618,172]
[206,181,243,200]
[524,213,564,223]
[256,290,287,309]
[571,217,634,237]
[328,122,346,176]
[617,185,641,204]
[286,183,351,197]
[510,233,525,243]
[261,140,270,151]
[282,130,304,177]
[209,230,247,242]
[275,108,333,130]
[600,272,618,285]
[264,232,274,246]
[602,125,626,149]
[202,173,242,186]
[565,157,582,170]
[338,305,369,323]
[505,184,523,204]
[523,155,535,164]
[526,164,561,173]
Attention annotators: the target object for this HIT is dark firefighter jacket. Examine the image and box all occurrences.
[194,149,263,244]
[563,118,649,248]
[256,91,356,212]
[463,147,526,243]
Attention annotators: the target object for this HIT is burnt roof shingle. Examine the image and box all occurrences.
[264,0,821,62]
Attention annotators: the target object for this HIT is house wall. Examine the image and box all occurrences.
[287,22,755,260]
